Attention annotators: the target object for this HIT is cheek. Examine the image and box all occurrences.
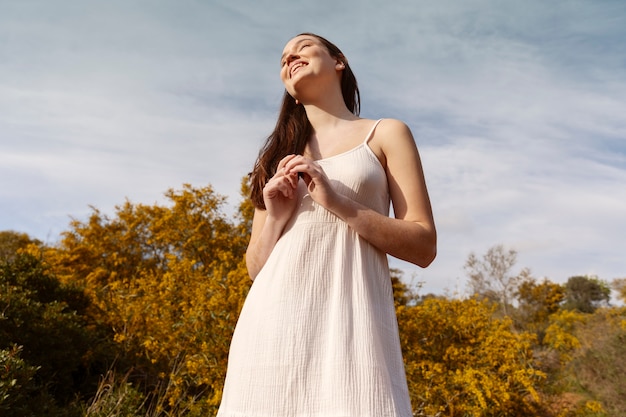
[280,67,289,82]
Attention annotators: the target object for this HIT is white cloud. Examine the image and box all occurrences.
[1,0,624,293]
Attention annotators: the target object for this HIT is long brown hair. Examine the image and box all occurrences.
[249,33,361,209]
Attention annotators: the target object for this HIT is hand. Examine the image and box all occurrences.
[262,155,300,224]
[284,155,341,211]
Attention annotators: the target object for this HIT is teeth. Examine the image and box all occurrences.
[291,62,305,77]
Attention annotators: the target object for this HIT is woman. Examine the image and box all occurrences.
[217,33,436,417]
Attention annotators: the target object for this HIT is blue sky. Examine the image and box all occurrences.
[1,0,625,296]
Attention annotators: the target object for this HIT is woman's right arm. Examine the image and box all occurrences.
[246,155,300,280]
[246,209,283,279]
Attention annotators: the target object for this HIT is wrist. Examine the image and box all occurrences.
[263,215,287,235]
[325,193,356,222]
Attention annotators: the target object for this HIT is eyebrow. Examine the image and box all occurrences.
[280,38,315,64]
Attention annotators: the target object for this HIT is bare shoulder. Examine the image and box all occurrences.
[369,119,418,167]
[377,118,414,142]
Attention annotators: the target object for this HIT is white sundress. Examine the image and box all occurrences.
[217,119,413,417]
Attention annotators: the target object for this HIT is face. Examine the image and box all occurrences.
[279,35,344,91]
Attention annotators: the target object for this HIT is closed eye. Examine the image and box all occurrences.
[280,41,314,67]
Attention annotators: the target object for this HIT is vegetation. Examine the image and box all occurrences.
[399,297,544,416]
[1,181,623,416]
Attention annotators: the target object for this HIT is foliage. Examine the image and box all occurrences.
[0,231,41,263]
[391,268,424,308]
[515,278,565,339]
[543,309,588,364]
[0,252,108,411]
[397,296,545,416]
[41,183,252,414]
[2,181,625,416]
[564,307,626,416]
[0,345,49,417]
[464,244,532,315]
[82,370,147,417]
[562,276,610,314]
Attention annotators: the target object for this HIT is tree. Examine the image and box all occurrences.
[464,244,532,315]
[41,182,252,413]
[0,345,59,417]
[563,276,610,314]
[0,230,41,263]
[515,278,565,338]
[0,252,107,415]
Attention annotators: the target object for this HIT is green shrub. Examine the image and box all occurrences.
[0,253,114,411]
[0,345,75,417]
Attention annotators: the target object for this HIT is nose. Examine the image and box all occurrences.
[285,53,299,66]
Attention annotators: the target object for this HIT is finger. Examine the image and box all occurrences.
[277,154,298,171]
[280,177,294,198]
[287,160,320,180]
[284,156,308,175]
[271,176,296,199]
[277,169,299,189]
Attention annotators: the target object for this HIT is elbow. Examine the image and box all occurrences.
[401,241,436,268]
[417,244,437,268]
[397,227,437,268]
[415,232,437,268]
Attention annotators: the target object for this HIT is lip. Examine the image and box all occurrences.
[289,61,307,78]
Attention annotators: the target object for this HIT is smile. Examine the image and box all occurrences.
[290,62,306,78]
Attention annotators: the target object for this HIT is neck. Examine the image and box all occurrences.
[302,91,359,132]
[303,103,358,131]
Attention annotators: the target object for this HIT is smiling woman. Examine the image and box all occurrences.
[216,33,436,417]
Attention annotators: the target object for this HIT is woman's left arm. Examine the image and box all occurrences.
[367,118,437,267]
[285,119,437,267]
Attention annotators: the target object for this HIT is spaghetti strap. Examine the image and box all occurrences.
[364,119,383,144]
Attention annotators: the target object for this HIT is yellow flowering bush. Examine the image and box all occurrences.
[42,182,252,414]
[398,297,545,416]
[543,309,587,363]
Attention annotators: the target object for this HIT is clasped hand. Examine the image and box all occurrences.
[262,154,339,222]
